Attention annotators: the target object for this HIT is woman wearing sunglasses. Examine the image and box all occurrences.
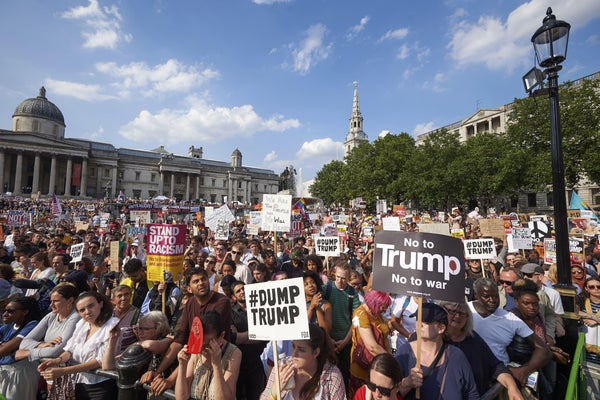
[579,277,600,364]
[353,353,404,400]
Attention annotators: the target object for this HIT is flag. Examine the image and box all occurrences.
[51,194,62,216]
[570,190,598,221]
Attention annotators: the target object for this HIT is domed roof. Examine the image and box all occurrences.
[13,87,65,125]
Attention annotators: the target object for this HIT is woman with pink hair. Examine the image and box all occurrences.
[349,290,392,393]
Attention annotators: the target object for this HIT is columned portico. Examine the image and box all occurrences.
[80,158,88,196]
[32,153,41,194]
[49,154,57,195]
[0,150,5,193]
[185,174,190,201]
[111,166,118,198]
[65,158,72,196]
[170,172,175,197]
[14,152,23,195]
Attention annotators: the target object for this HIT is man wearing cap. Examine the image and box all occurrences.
[281,248,304,279]
[396,303,479,400]
[469,277,552,386]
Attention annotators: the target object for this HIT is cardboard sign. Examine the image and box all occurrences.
[372,231,465,303]
[110,241,121,272]
[511,228,533,250]
[450,229,465,239]
[315,237,341,257]
[464,239,497,260]
[130,210,151,226]
[382,216,401,231]
[246,278,309,341]
[261,194,292,232]
[418,223,450,236]
[70,243,85,263]
[479,219,506,239]
[569,236,584,264]
[6,210,28,227]
[567,210,581,219]
[246,211,262,236]
[146,224,186,282]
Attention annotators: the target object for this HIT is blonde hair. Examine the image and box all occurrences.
[547,263,558,285]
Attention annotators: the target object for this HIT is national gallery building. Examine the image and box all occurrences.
[0,87,279,203]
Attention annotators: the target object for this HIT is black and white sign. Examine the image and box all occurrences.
[528,220,550,241]
[464,239,497,260]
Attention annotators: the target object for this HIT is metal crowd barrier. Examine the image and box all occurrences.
[94,369,176,400]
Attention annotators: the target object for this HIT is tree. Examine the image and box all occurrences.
[506,78,600,189]
[309,160,348,206]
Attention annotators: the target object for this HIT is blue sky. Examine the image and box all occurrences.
[0,0,599,190]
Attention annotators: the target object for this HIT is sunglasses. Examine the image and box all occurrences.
[587,285,600,290]
[572,269,584,275]
[444,308,467,317]
[498,279,514,286]
[205,260,216,264]
[366,381,394,397]
[2,308,23,314]
[231,251,242,255]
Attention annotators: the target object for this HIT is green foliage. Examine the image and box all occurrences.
[309,160,348,206]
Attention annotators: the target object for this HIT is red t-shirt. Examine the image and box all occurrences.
[353,385,404,400]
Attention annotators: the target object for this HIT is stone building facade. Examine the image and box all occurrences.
[1,87,279,203]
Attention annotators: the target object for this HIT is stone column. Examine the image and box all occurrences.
[246,180,251,203]
[64,158,72,196]
[31,153,41,194]
[111,166,118,198]
[48,154,57,195]
[0,150,5,193]
[14,152,23,195]
[185,174,190,201]
[80,158,88,197]
[170,173,175,197]
[159,171,164,195]
[195,175,200,200]
[228,177,233,201]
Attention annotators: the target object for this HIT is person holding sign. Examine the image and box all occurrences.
[175,311,241,400]
[260,324,346,400]
[394,303,479,400]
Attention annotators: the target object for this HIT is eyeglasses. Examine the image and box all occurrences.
[231,251,242,255]
[499,279,514,286]
[365,381,394,397]
[205,260,216,264]
[444,308,467,317]
[587,285,600,290]
[2,308,24,314]
[572,269,584,275]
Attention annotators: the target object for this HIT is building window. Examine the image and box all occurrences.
[223,180,227,188]
[151,174,156,182]
[527,193,537,208]
[133,189,141,198]
[15,119,19,130]
[32,120,40,132]
[264,185,267,191]
[238,181,243,189]
[546,192,553,208]
[104,168,110,178]
[118,171,124,179]
[592,188,600,205]
[135,172,141,181]
[53,125,58,135]
[254,184,258,191]
[210,194,217,203]
[200,177,205,186]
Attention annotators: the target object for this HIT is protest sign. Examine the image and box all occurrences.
[382,216,401,231]
[323,223,337,237]
[544,238,556,264]
[567,210,581,219]
[528,220,550,241]
[261,194,292,232]
[569,236,584,265]
[6,210,28,227]
[110,241,121,272]
[70,243,85,263]
[246,277,309,341]
[372,231,465,303]
[464,239,497,260]
[393,205,407,217]
[450,229,465,239]
[418,223,450,236]
[146,224,186,282]
[479,219,506,239]
[130,210,151,226]
[246,211,262,236]
[511,228,533,250]
[205,204,235,240]
[315,237,341,257]
[337,224,348,241]
[289,214,303,238]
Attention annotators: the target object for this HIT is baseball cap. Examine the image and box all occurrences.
[410,302,448,325]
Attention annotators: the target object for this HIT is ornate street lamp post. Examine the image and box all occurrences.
[523,8,575,316]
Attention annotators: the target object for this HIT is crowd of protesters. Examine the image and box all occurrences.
[0,196,599,400]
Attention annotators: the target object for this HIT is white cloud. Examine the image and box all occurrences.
[119,95,300,144]
[413,121,437,136]
[62,0,132,49]
[346,16,370,40]
[422,72,445,92]
[396,44,410,60]
[264,151,278,162]
[379,130,391,138]
[290,24,333,75]
[96,59,219,97]
[447,0,600,72]
[295,138,343,160]
[379,28,409,41]
[45,78,116,101]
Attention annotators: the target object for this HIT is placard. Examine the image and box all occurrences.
[315,237,341,257]
[479,219,506,239]
[146,224,186,282]
[418,223,450,236]
[246,211,262,236]
[130,210,151,226]
[463,239,497,260]
[205,204,235,240]
[261,194,292,232]
[569,236,584,265]
[511,228,533,250]
[110,241,121,272]
[382,216,401,231]
[372,231,465,303]
[6,210,28,227]
[544,238,556,264]
[246,277,309,341]
[70,243,85,263]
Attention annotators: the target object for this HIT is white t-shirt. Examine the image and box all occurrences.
[542,285,565,315]
[468,301,533,364]
[391,295,418,348]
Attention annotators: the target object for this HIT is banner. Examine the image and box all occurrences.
[261,194,292,232]
[146,224,186,282]
[315,237,341,257]
[372,231,465,303]
[246,277,309,341]
[464,239,497,260]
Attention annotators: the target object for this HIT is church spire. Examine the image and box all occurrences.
[344,81,368,158]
